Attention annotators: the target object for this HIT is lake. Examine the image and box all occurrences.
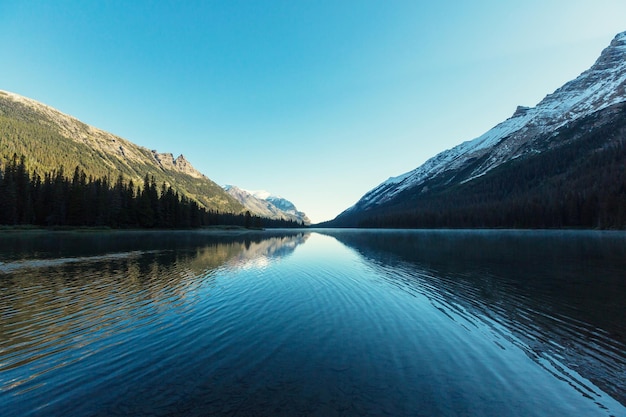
[0,229,624,416]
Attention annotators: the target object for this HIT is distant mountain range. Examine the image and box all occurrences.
[223,185,310,225]
[322,31,626,229]
[0,90,304,221]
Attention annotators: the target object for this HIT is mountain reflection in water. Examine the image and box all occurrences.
[319,229,626,407]
[0,229,624,417]
[0,231,308,408]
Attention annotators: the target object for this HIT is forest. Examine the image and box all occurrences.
[0,107,245,214]
[354,131,626,229]
[340,104,626,230]
[0,154,304,229]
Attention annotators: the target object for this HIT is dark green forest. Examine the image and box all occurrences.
[330,104,626,229]
[0,154,304,229]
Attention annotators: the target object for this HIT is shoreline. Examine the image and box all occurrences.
[0,225,308,236]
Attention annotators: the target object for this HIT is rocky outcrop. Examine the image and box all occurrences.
[152,151,205,179]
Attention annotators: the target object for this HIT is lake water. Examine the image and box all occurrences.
[0,229,625,416]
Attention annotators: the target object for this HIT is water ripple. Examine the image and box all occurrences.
[1,231,624,416]
[352,248,620,414]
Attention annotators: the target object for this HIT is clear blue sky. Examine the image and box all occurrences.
[1,1,625,223]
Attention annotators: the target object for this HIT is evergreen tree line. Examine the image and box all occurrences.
[0,154,304,229]
[0,113,244,214]
[355,106,626,230]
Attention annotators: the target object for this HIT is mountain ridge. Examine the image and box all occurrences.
[223,185,310,225]
[0,90,244,214]
[326,30,626,228]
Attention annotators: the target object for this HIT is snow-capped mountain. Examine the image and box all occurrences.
[223,185,310,225]
[265,195,309,222]
[338,31,626,218]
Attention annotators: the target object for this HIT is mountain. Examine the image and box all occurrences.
[0,90,244,214]
[263,193,311,226]
[325,31,626,229]
[223,185,311,225]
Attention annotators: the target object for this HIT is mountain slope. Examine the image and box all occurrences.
[0,90,244,213]
[263,195,311,226]
[223,185,311,225]
[326,31,626,228]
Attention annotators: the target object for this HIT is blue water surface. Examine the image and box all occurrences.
[0,229,624,416]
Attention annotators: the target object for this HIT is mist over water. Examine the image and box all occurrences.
[0,229,624,416]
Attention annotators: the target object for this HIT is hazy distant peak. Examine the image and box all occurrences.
[222,185,310,225]
[251,190,273,200]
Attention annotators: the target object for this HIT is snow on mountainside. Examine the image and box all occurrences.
[250,190,310,225]
[223,185,310,225]
[251,190,272,200]
[346,31,626,213]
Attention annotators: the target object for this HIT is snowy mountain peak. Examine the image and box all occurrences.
[223,185,310,225]
[224,186,278,201]
[343,30,626,214]
[251,190,273,200]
